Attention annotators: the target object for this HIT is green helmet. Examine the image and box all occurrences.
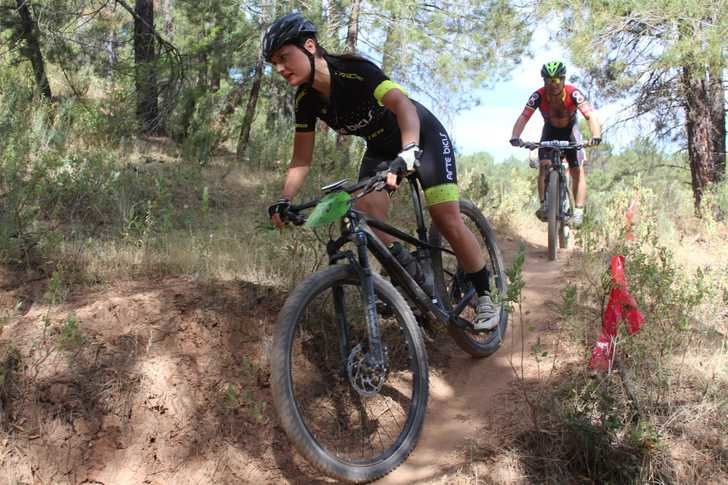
[541,61,566,78]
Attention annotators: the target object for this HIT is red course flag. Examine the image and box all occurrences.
[588,255,646,372]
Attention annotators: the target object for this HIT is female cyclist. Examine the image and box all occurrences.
[264,12,498,330]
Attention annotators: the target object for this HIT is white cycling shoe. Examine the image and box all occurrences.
[473,294,500,331]
[571,207,584,226]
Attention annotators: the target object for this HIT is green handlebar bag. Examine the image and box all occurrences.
[305,191,352,228]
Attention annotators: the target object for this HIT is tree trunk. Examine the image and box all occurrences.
[708,67,726,181]
[381,17,399,75]
[682,64,724,214]
[210,62,221,92]
[16,0,51,99]
[134,0,160,134]
[217,85,245,125]
[106,30,118,78]
[335,0,362,160]
[162,0,174,38]
[236,33,265,161]
[345,0,360,53]
[197,52,208,88]
[176,88,199,141]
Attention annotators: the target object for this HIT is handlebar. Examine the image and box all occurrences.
[285,168,392,225]
[520,140,595,151]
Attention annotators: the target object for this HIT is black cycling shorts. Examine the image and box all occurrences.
[357,101,459,206]
[538,123,585,168]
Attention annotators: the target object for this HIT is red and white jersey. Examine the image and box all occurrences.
[520,84,594,127]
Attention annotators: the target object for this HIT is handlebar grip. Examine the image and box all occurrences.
[286,210,306,226]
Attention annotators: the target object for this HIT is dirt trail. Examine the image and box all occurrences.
[0,224,573,484]
[379,226,571,484]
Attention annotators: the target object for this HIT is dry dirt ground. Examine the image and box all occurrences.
[0,224,578,484]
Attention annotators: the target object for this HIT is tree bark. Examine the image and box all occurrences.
[162,0,174,38]
[210,61,221,92]
[708,67,726,181]
[134,0,160,134]
[106,30,118,78]
[197,51,208,89]
[682,64,724,214]
[336,0,362,158]
[345,0,360,53]
[15,0,51,99]
[236,32,265,161]
[381,16,399,75]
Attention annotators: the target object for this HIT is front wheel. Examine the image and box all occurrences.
[559,172,576,249]
[547,173,559,261]
[429,199,509,358]
[271,264,429,483]
[559,172,574,249]
[558,223,571,250]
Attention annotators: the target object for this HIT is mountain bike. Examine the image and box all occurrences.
[270,168,508,483]
[521,140,593,261]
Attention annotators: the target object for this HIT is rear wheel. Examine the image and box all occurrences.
[547,174,559,261]
[430,199,508,358]
[271,265,429,483]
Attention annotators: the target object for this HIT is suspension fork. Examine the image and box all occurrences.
[328,225,386,370]
[327,231,353,375]
[332,284,350,376]
[558,167,568,219]
[353,227,387,366]
[546,154,564,216]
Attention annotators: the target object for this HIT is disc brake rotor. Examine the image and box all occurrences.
[346,343,388,397]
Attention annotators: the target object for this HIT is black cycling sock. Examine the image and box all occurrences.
[466,265,491,296]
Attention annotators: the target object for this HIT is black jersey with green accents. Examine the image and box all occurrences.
[294,55,405,144]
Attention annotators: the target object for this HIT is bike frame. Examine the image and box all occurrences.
[543,147,574,223]
[525,140,591,220]
[291,174,476,370]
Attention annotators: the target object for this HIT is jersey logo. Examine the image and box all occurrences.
[295,89,307,109]
[439,132,454,181]
[366,128,385,140]
[527,92,540,108]
[335,71,364,81]
[344,108,375,132]
[572,90,586,104]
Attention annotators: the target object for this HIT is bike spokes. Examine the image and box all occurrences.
[436,213,495,338]
[289,280,418,463]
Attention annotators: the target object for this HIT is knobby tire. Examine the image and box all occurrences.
[547,174,559,261]
[430,199,509,358]
[271,265,429,483]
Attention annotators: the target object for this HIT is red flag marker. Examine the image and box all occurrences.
[588,255,646,372]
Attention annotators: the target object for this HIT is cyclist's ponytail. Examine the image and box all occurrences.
[314,43,371,64]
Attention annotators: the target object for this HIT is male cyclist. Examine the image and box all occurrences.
[509,61,601,226]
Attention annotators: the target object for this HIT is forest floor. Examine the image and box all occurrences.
[0,216,588,484]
